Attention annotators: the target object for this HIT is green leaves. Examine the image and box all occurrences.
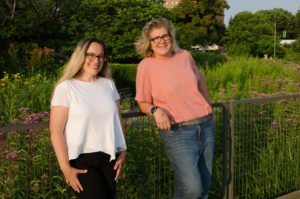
[225,9,297,58]
[173,0,228,48]
[68,0,172,63]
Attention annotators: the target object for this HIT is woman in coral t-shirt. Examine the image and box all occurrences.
[135,18,215,199]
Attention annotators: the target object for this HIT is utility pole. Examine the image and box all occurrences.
[274,21,276,61]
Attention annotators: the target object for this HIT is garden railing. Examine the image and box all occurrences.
[0,94,299,199]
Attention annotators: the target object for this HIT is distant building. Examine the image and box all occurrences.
[163,0,224,24]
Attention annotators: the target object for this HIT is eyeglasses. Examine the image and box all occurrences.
[85,53,106,61]
[150,34,171,44]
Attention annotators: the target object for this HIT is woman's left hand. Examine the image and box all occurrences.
[114,150,127,182]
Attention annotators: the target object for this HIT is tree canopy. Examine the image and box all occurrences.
[68,0,171,63]
[173,0,229,49]
[223,9,294,58]
[1,0,298,65]
[296,9,300,38]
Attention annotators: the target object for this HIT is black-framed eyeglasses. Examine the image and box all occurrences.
[150,34,171,44]
[85,53,105,61]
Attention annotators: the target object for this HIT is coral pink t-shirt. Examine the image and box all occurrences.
[135,49,212,123]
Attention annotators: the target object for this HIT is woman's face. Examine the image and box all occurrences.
[81,42,105,77]
[150,27,172,58]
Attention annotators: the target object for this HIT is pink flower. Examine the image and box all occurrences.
[272,120,279,126]
[258,93,272,98]
[19,107,30,113]
[273,91,283,96]
[9,177,14,186]
[41,174,48,181]
[285,118,292,122]
[0,132,7,140]
[126,120,132,126]
[6,151,22,160]
[34,183,39,189]
[250,91,258,98]
[259,111,266,115]
[11,119,19,124]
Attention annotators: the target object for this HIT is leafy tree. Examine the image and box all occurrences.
[256,9,296,39]
[0,0,80,74]
[68,0,172,63]
[0,0,80,49]
[256,36,285,58]
[224,9,293,58]
[173,0,229,49]
[296,9,300,37]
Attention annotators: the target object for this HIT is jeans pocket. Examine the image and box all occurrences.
[160,127,183,139]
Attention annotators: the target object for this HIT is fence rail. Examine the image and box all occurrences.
[0,94,299,199]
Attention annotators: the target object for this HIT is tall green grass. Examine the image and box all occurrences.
[204,57,300,102]
[0,56,299,198]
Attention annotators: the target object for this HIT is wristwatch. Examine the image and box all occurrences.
[150,106,158,114]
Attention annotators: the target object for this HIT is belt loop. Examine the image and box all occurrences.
[178,123,182,129]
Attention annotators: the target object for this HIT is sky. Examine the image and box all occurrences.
[224,0,300,26]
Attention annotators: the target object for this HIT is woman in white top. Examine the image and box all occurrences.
[50,38,126,199]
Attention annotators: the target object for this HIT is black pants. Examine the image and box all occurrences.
[70,151,117,199]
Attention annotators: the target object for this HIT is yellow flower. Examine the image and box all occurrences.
[24,81,29,85]
[14,73,20,79]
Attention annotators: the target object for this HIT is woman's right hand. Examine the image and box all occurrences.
[153,108,171,131]
[62,166,87,193]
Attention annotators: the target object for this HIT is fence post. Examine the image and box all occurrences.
[228,101,235,199]
[222,103,229,199]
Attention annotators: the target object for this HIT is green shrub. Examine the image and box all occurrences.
[293,38,300,52]
[0,43,65,77]
[111,63,137,91]
[190,50,227,70]
[227,42,252,57]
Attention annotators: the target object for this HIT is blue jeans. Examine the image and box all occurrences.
[160,119,215,199]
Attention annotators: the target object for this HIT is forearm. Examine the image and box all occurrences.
[51,132,71,171]
[137,101,155,116]
[198,76,212,106]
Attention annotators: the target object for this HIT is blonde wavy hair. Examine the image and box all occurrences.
[135,18,179,58]
[51,38,111,98]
